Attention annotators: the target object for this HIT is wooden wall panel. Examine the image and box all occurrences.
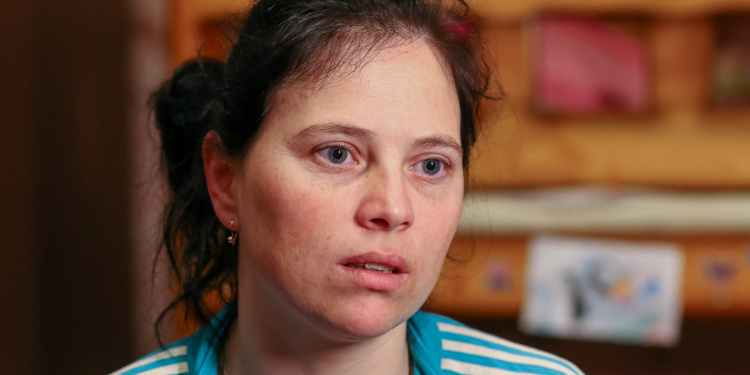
[35,0,134,373]
[0,0,41,373]
[0,0,135,373]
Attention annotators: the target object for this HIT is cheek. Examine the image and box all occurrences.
[421,187,463,239]
[245,169,344,259]
[415,193,463,271]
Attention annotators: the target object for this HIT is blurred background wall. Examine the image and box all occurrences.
[1,0,141,373]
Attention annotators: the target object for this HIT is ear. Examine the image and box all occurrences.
[203,131,240,229]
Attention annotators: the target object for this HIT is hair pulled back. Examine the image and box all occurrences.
[152,0,496,338]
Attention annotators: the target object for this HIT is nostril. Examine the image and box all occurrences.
[370,218,390,230]
[368,217,411,231]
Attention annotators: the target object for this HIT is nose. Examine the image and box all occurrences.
[356,168,414,232]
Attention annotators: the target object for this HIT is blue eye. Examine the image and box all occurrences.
[421,159,442,175]
[327,147,348,164]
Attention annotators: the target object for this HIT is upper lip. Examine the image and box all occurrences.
[340,251,409,274]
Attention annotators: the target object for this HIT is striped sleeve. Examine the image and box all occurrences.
[109,345,190,375]
[435,321,584,375]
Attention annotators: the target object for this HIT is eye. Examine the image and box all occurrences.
[327,147,348,164]
[315,145,357,167]
[421,159,443,175]
[411,157,450,180]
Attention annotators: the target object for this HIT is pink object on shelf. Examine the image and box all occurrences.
[534,16,649,114]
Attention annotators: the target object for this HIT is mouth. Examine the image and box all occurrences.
[345,263,399,274]
[339,251,408,275]
[339,252,409,291]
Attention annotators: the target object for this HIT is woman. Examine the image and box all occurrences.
[113,0,584,374]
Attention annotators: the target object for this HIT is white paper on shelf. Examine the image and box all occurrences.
[520,234,684,346]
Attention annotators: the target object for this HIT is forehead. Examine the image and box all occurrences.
[263,40,461,141]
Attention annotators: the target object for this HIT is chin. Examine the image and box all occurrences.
[320,299,416,341]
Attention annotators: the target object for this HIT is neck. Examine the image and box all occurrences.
[224,299,411,375]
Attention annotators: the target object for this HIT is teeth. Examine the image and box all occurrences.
[348,263,397,274]
[365,263,395,273]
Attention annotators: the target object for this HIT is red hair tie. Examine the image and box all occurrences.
[446,20,472,42]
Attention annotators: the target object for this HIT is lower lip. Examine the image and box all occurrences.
[338,265,409,291]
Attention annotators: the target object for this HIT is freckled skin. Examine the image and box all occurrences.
[224,40,463,370]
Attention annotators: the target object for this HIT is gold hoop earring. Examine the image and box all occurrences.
[227,220,238,246]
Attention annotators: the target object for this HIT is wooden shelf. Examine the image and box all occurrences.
[457,189,750,235]
[469,118,750,188]
[174,0,750,20]
[430,235,750,318]
[469,18,750,189]
[473,0,750,20]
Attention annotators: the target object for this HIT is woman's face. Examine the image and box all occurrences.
[233,40,463,340]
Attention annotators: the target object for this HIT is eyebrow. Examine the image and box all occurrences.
[292,122,376,142]
[413,135,463,155]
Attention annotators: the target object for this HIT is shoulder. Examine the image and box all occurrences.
[110,303,236,375]
[408,311,585,375]
[108,340,191,375]
[108,327,221,375]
